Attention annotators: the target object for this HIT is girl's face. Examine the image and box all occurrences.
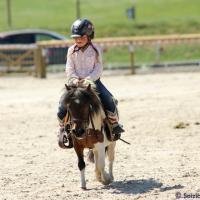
[74,35,88,47]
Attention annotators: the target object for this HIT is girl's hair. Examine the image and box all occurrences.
[89,42,99,59]
[66,40,99,62]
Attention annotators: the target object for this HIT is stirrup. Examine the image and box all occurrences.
[58,131,73,149]
[112,124,125,141]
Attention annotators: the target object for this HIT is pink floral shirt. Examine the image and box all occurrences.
[65,44,103,81]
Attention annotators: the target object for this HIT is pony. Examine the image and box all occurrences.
[61,83,116,189]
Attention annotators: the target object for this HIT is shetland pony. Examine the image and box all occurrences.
[61,83,116,189]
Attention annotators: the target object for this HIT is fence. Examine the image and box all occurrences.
[0,44,47,78]
[38,33,200,76]
[0,34,200,78]
[0,45,36,74]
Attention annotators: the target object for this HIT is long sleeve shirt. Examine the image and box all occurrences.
[65,44,103,82]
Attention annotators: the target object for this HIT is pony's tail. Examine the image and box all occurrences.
[87,147,108,163]
[87,149,95,163]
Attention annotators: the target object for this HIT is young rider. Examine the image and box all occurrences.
[57,19,124,148]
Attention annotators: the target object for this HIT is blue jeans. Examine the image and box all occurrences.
[57,79,116,121]
[95,79,116,113]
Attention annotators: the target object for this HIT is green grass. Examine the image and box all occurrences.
[104,44,200,66]
[0,0,200,37]
[1,0,200,67]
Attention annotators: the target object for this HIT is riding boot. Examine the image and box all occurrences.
[107,110,125,141]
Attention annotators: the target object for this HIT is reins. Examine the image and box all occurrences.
[119,138,131,145]
[89,105,96,130]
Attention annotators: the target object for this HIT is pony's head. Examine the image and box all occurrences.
[62,83,102,137]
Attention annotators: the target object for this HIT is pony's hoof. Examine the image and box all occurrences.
[96,177,101,182]
[81,186,87,190]
[101,174,112,185]
[102,179,112,185]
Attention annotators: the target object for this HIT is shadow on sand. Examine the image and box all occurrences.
[102,178,184,195]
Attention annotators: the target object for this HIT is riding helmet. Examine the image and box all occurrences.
[71,19,94,39]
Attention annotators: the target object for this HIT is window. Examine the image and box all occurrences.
[6,34,35,44]
[36,34,58,42]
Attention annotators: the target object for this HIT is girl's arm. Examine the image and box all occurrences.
[65,47,79,84]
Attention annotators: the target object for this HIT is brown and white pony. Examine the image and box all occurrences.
[61,83,116,189]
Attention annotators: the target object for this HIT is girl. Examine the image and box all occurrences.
[57,19,124,148]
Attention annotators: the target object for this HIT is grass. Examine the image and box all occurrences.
[0,0,200,37]
[0,0,200,66]
[104,43,200,66]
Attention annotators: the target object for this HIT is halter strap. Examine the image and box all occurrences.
[67,104,96,131]
[89,106,95,130]
[67,105,88,124]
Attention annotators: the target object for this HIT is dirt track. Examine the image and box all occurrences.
[0,72,200,200]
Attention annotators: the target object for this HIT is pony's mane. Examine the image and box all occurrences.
[63,84,102,116]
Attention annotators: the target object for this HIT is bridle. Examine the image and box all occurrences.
[66,104,97,139]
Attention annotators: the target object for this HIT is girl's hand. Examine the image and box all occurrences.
[69,78,79,86]
[71,78,94,87]
[82,79,94,87]
[76,79,84,86]
[78,79,84,83]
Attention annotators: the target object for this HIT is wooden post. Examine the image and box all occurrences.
[6,0,12,27]
[34,46,46,78]
[129,43,135,74]
[155,40,161,64]
[76,0,80,19]
[34,48,39,77]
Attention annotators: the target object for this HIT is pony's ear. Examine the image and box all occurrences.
[65,84,71,91]
[87,84,91,91]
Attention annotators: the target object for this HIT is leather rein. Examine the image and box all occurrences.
[65,105,101,139]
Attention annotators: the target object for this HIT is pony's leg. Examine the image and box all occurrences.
[95,143,111,185]
[107,142,116,181]
[74,144,86,189]
[93,149,101,182]
[78,155,86,189]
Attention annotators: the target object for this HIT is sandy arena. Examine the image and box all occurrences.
[0,72,200,200]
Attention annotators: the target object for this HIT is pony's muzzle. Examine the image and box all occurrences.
[72,128,85,137]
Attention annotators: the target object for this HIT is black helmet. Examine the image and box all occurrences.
[71,19,94,39]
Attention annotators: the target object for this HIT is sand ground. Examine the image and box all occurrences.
[0,72,200,200]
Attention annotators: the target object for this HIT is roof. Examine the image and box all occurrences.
[0,29,67,40]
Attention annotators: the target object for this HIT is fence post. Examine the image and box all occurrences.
[34,45,46,78]
[155,40,161,64]
[6,0,12,27]
[129,43,135,74]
